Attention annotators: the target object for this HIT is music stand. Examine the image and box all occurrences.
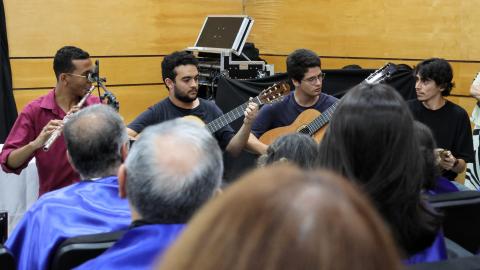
[187,15,254,56]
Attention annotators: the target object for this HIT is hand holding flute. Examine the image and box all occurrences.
[28,119,64,151]
[42,85,95,151]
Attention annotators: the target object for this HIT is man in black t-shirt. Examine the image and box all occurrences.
[408,58,474,180]
[127,51,266,155]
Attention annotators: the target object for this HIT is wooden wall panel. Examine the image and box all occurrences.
[5,0,241,123]
[247,0,480,119]
[11,57,164,89]
[111,85,169,123]
[246,0,480,60]
[7,0,480,123]
[4,0,242,56]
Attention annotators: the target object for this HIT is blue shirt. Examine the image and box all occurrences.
[251,91,338,137]
[75,224,185,270]
[405,230,447,264]
[6,176,131,270]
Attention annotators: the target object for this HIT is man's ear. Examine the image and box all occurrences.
[439,83,447,92]
[165,78,175,91]
[66,150,78,172]
[59,73,68,85]
[120,143,128,163]
[292,78,300,88]
[118,164,128,198]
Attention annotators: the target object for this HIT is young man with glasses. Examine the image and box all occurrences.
[0,46,100,195]
[251,49,338,139]
[408,58,473,181]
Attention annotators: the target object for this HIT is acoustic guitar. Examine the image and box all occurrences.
[184,82,291,133]
[259,64,397,144]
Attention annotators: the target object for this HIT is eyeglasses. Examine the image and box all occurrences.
[302,73,326,84]
[66,73,89,80]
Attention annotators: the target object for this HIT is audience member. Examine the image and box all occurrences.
[157,165,402,270]
[318,83,445,263]
[257,133,319,169]
[75,119,223,270]
[5,104,131,270]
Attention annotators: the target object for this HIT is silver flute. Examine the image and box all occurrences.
[42,85,96,152]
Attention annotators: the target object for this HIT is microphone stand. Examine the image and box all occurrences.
[98,80,119,111]
[90,60,120,111]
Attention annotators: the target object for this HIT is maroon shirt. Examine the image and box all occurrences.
[0,89,100,196]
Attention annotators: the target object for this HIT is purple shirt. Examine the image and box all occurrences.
[0,89,100,196]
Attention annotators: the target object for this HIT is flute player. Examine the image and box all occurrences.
[0,46,100,196]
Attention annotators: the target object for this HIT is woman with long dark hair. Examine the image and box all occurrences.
[318,83,444,263]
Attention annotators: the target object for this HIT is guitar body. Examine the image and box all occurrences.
[183,115,206,127]
[259,109,327,145]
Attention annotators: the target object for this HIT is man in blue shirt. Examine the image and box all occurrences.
[75,118,224,270]
[252,49,337,140]
[6,104,131,270]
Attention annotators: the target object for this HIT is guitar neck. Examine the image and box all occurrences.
[300,66,386,136]
[206,96,261,134]
[302,101,339,135]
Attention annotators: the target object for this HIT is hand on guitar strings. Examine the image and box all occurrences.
[243,98,259,126]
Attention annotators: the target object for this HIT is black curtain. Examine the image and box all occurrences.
[0,0,17,143]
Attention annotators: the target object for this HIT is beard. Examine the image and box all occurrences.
[174,86,197,103]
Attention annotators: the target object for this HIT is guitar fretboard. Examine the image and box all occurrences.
[206,96,262,134]
[297,64,395,136]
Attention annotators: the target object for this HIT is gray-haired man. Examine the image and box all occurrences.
[76,118,223,270]
[6,104,131,270]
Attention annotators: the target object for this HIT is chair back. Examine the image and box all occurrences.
[0,244,15,270]
[49,230,126,270]
[429,191,480,253]
[409,255,480,270]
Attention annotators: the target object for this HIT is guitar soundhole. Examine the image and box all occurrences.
[298,127,310,134]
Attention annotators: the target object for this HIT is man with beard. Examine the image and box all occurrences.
[251,49,337,139]
[127,51,265,155]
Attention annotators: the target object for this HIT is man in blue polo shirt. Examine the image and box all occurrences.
[6,105,131,270]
